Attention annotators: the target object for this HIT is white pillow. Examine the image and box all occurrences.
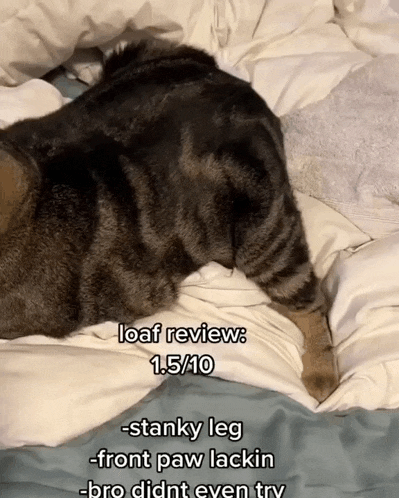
[0,0,373,116]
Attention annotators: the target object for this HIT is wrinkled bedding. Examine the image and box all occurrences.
[1,0,399,455]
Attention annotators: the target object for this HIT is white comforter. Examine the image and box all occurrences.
[1,0,399,448]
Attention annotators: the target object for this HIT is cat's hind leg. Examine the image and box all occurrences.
[234,191,339,403]
[269,299,338,404]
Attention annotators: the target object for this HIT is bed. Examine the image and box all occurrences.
[1,0,399,496]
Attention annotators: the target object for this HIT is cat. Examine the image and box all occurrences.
[0,39,338,402]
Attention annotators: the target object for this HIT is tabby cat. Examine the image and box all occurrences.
[0,39,338,402]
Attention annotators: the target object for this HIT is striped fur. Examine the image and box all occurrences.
[0,40,338,401]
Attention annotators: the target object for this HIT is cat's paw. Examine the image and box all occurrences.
[301,349,339,403]
[302,370,339,403]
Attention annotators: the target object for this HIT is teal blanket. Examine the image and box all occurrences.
[1,374,399,497]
